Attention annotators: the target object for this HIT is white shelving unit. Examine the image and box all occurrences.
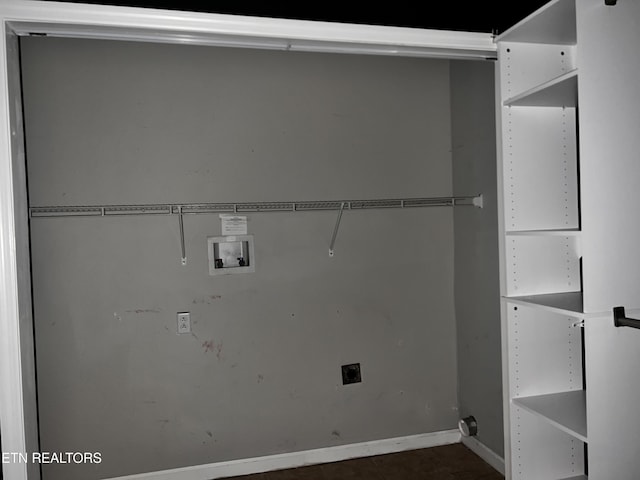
[509,292,583,315]
[498,0,576,45]
[497,1,586,478]
[504,70,577,107]
[506,229,580,236]
[513,390,587,442]
[499,1,640,479]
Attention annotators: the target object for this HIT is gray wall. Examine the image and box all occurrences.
[450,60,503,456]
[22,38,459,479]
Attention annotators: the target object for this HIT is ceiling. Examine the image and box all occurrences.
[46,1,551,35]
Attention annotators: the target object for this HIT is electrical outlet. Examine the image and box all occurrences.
[177,312,191,334]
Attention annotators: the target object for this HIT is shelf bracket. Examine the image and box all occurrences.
[178,206,187,266]
[329,202,346,257]
[613,306,640,329]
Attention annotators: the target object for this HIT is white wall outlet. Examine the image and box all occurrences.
[177,312,191,334]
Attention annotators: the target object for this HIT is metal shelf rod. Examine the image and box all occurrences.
[28,194,483,263]
[29,195,483,218]
[329,202,346,258]
[178,206,186,266]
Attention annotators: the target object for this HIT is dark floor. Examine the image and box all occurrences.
[223,443,504,480]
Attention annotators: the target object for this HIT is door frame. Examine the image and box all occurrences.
[0,2,496,479]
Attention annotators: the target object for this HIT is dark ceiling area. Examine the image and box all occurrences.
[48,1,551,35]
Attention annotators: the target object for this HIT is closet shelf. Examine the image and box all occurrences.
[498,0,576,45]
[507,291,583,315]
[513,390,587,443]
[30,194,483,264]
[504,69,577,107]
[506,228,580,237]
[29,195,483,218]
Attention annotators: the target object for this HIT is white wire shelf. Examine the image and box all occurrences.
[29,195,483,218]
[29,194,483,263]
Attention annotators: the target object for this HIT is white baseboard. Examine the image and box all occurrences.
[461,436,505,475]
[108,429,461,480]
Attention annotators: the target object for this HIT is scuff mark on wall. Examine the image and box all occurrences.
[125,308,161,314]
[202,340,214,353]
[202,339,224,360]
[192,295,222,305]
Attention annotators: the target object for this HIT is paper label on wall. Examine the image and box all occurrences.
[220,215,248,235]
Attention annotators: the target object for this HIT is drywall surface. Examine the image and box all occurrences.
[22,37,458,479]
[450,60,503,457]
